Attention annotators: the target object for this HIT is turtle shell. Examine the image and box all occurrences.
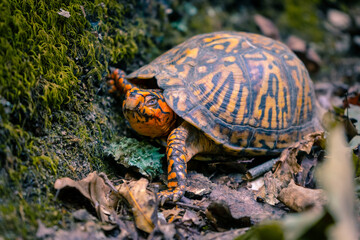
[127,31,322,155]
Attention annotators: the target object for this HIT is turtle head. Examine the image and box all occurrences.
[123,88,177,138]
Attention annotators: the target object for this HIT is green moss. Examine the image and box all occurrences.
[0,0,159,237]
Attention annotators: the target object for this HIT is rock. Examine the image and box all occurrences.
[253,14,280,40]
[287,35,306,53]
[349,7,360,28]
[354,15,360,29]
[185,172,213,199]
[196,228,248,240]
[305,48,322,73]
[335,34,351,53]
[354,36,360,47]
[205,185,286,230]
[286,35,322,73]
[327,9,351,31]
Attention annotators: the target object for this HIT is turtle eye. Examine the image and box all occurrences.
[145,96,158,107]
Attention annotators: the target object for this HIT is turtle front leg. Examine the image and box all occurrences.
[158,123,192,205]
[107,68,134,95]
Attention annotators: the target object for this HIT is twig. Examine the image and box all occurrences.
[244,157,279,180]
[175,223,200,235]
[101,174,139,239]
[165,201,205,211]
[148,185,160,240]
[99,172,120,194]
[147,224,160,240]
[227,157,278,183]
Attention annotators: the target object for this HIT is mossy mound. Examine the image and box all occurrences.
[0,0,158,237]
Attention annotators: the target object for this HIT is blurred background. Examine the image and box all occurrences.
[127,0,360,83]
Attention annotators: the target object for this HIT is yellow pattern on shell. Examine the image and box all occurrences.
[126,31,322,153]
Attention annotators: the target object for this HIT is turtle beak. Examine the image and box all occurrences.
[123,91,142,111]
[124,99,139,111]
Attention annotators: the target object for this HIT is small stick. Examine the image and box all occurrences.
[175,223,200,235]
[228,158,279,183]
[99,172,120,194]
[244,158,279,180]
[165,201,205,211]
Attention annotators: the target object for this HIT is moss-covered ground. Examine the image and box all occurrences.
[0,0,358,238]
[0,0,161,237]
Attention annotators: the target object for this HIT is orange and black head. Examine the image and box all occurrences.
[123,88,177,138]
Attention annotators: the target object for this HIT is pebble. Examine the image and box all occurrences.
[327,9,351,31]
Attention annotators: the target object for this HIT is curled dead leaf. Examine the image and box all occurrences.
[182,209,201,226]
[117,178,156,233]
[161,208,183,223]
[259,131,325,206]
[278,180,326,212]
[274,131,325,181]
[234,127,359,240]
[54,171,118,222]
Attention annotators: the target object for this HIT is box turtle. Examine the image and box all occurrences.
[107,31,323,204]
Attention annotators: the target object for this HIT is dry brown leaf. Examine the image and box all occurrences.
[182,209,201,225]
[161,207,183,223]
[278,180,326,212]
[346,93,360,107]
[54,171,118,222]
[117,178,156,233]
[185,172,213,198]
[274,131,325,181]
[259,131,325,206]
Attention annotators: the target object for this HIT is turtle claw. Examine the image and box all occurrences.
[157,187,185,206]
[106,69,127,95]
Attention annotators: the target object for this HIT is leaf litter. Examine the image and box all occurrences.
[236,126,360,240]
[51,81,360,238]
[257,131,326,208]
[51,124,360,239]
